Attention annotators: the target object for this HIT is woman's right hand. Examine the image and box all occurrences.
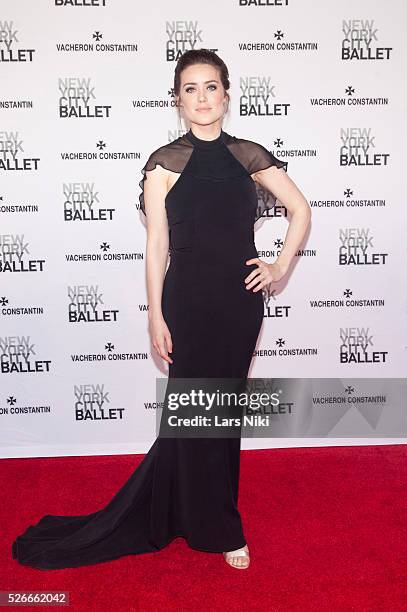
[148,314,173,364]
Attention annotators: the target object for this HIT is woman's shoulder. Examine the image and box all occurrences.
[225,132,288,174]
[139,135,191,215]
[142,134,192,172]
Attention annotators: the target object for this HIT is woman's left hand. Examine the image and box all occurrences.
[244,258,286,292]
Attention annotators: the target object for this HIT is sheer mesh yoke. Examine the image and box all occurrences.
[138,130,288,221]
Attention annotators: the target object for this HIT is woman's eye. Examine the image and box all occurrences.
[185,84,217,93]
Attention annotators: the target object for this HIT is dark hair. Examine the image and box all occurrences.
[173,49,231,106]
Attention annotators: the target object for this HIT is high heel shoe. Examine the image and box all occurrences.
[223,544,250,569]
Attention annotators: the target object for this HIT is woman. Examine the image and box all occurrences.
[11,49,311,571]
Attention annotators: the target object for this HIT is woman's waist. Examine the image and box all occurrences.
[166,246,260,279]
[168,220,256,255]
[169,242,258,261]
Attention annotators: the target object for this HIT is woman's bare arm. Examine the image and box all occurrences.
[245,166,312,291]
[143,164,173,363]
[253,166,311,275]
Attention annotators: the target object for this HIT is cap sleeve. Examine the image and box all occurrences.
[225,137,288,222]
[248,143,288,222]
[138,147,166,216]
[138,140,193,216]
[248,143,288,175]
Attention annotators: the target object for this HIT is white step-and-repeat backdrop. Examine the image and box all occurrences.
[1,0,406,457]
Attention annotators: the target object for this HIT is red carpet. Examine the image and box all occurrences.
[2,444,407,611]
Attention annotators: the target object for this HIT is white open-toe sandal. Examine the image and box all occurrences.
[223,545,250,569]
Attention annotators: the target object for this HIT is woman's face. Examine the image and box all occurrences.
[177,63,228,127]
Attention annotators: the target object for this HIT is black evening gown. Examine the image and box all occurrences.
[11,128,287,569]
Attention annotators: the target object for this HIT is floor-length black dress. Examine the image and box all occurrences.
[11,127,287,569]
